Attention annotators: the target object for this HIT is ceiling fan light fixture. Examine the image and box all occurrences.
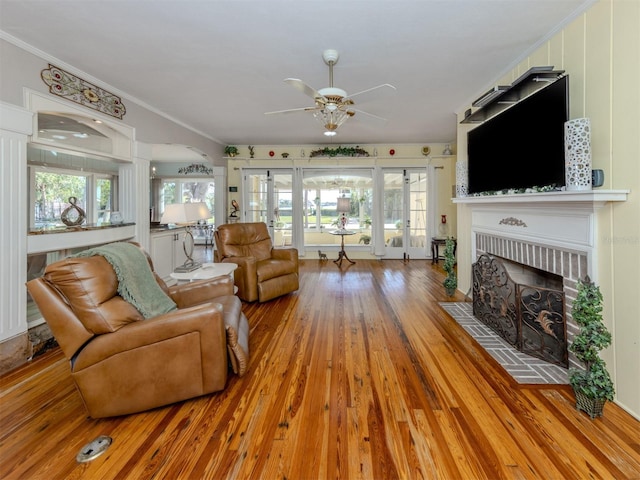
[313,108,349,134]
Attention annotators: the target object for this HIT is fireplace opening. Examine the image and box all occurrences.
[498,256,563,291]
[472,254,568,367]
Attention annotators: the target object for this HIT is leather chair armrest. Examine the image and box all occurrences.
[168,276,234,308]
[72,302,226,371]
[222,256,258,302]
[272,247,298,264]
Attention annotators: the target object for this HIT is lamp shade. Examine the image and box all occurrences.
[161,202,210,224]
[336,197,350,213]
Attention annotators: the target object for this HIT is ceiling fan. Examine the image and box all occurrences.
[265,49,396,136]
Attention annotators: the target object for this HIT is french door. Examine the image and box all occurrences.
[243,169,293,245]
[382,168,429,259]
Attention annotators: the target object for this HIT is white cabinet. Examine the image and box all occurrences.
[149,228,187,284]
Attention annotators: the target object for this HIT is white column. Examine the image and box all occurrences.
[123,141,152,251]
[0,102,33,345]
[372,166,386,257]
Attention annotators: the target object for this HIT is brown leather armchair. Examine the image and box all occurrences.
[215,222,299,302]
[26,245,249,418]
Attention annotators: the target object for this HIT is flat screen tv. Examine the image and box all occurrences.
[467,75,568,194]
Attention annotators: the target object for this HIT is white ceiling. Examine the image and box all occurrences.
[0,0,593,147]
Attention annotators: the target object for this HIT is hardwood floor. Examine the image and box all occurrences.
[2,256,639,479]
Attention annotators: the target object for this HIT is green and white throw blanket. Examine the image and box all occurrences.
[75,242,177,318]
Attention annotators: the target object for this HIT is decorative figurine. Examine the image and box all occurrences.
[230,199,240,217]
[61,196,86,226]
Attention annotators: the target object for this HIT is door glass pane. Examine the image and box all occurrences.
[408,171,428,251]
[383,172,404,248]
[273,173,293,246]
[246,173,268,223]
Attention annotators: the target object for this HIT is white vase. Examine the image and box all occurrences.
[564,118,592,191]
[456,161,468,197]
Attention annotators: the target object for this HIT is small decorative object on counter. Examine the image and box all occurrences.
[61,196,86,226]
[248,145,255,158]
[110,211,123,224]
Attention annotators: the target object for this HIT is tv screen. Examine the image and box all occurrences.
[467,75,568,194]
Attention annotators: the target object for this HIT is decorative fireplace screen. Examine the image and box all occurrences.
[472,254,568,367]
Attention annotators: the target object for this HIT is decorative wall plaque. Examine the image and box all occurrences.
[41,64,126,119]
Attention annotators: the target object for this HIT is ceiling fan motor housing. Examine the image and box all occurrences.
[322,49,339,65]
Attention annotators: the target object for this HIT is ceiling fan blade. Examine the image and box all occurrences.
[264,106,319,115]
[351,108,389,125]
[346,83,397,103]
[284,78,324,101]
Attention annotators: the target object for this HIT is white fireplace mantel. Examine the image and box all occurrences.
[452,189,629,207]
[457,188,630,284]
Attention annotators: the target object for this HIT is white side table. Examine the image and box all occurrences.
[170,262,238,287]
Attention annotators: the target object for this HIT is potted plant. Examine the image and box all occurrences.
[569,276,615,418]
[442,237,457,297]
[359,234,371,245]
[224,145,238,157]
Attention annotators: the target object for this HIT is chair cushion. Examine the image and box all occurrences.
[256,258,296,282]
[43,256,143,334]
[216,222,273,262]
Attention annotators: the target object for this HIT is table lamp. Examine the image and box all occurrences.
[161,202,211,272]
[337,197,350,231]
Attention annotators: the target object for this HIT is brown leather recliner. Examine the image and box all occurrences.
[26,245,249,418]
[215,222,299,302]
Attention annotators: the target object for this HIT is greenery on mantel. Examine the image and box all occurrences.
[470,183,561,196]
[309,146,370,158]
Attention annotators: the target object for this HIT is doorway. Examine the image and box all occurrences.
[382,169,429,260]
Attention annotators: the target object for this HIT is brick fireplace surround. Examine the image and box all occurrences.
[454,190,629,369]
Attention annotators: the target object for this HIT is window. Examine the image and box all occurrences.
[302,170,373,246]
[160,179,215,223]
[31,167,117,227]
[28,144,121,227]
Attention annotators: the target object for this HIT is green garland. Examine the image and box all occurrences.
[470,184,561,196]
[309,146,370,158]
